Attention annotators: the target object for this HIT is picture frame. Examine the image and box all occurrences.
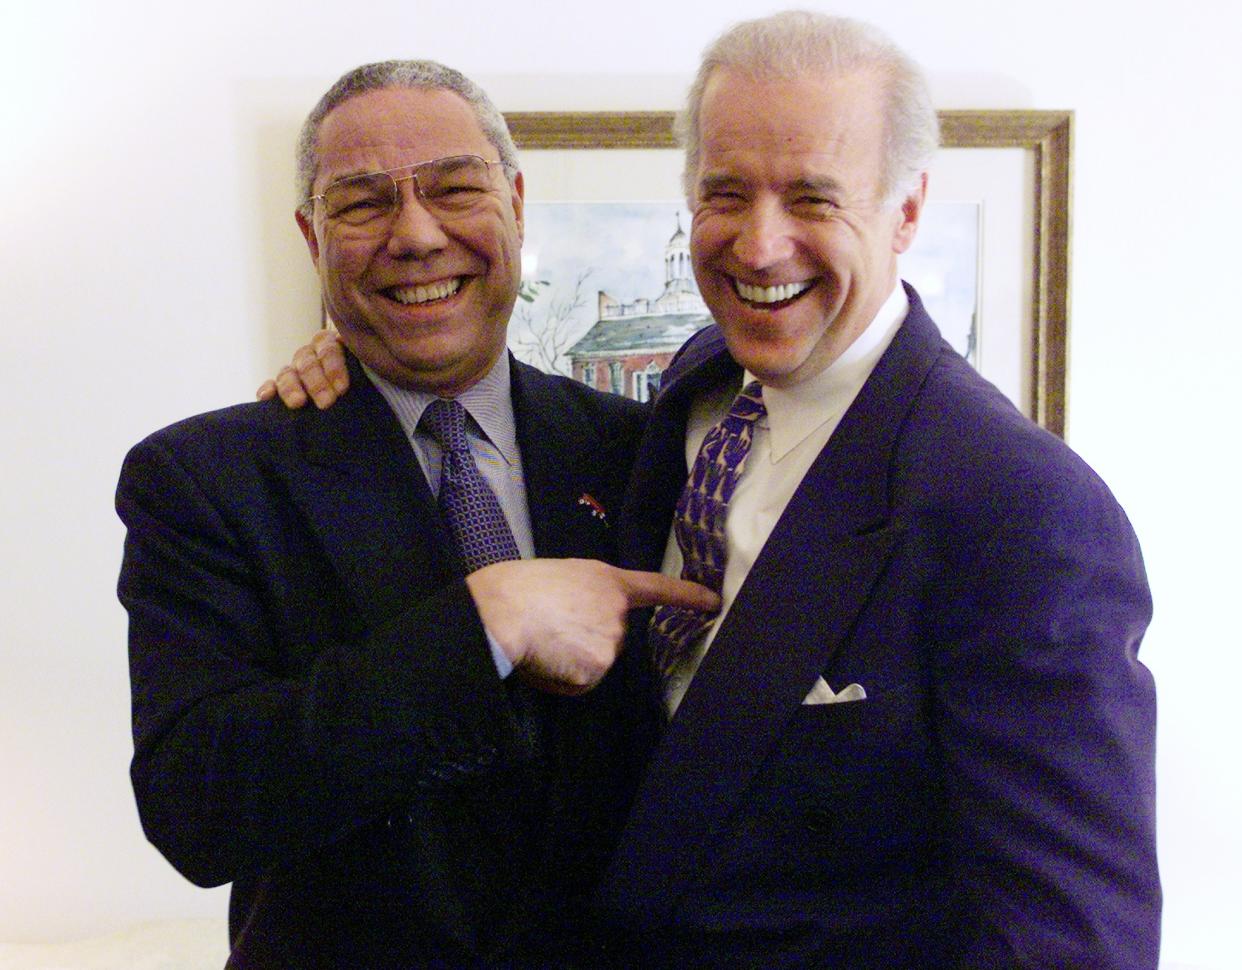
[505,109,1072,437]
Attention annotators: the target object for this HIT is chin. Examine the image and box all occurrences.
[720,333,800,381]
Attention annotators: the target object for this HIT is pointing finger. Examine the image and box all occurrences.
[618,569,720,613]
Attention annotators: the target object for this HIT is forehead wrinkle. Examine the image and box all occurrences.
[321,158,424,189]
[316,152,479,193]
[321,165,387,188]
[312,89,492,192]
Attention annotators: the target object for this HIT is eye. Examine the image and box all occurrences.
[698,186,748,210]
[790,195,843,219]
[431,183,486,200]
[322,176,395,223]
[418,157,496,208]
[326,197,391,226]
[339,197,386,212]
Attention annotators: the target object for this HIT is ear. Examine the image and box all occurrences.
[296,207,321,267]
[510,170,525,245]
[891,172,928,255]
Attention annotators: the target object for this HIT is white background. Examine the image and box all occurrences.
[2,2,1239,967]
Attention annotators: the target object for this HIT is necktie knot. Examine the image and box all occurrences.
[727,381,766,424]
[420,398,470,453]
[418,398,520,574]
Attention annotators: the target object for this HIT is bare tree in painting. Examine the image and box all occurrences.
[513,268,595,377]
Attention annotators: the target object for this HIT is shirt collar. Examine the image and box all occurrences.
[756,281,908,462]
[362,352,520,466]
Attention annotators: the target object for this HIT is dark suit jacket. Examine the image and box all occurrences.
[116,353,646,969]
[596,287,1160,969]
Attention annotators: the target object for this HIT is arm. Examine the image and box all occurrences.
[932,462,1159,968]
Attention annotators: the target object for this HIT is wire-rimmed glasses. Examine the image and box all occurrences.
[306,154,511,231]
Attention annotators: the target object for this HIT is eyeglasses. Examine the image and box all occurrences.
[307,154,511,229]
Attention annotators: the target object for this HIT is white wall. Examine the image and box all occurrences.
[2,1,1238,966]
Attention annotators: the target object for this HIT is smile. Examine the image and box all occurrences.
[734,279,813,306]
[386,278,463,305]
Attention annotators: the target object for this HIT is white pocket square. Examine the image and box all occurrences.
[802,677,867,705]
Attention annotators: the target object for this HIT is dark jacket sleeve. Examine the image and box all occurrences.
[116,421,519,889]
[914,409,1160,968]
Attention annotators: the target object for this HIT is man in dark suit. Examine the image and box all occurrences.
[592,11,1161,968]
[115,60,713,968]
[269,15,1160,968]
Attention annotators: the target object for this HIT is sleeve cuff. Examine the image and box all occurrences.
[486,628,514,679]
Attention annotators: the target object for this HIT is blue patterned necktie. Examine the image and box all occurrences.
[419,398,521,573]
[649,380,766,677]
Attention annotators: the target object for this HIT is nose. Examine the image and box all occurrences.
[385,177,449,259]
[731,198,796,269]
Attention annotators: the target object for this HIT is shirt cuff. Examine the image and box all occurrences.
[486,628,514,679]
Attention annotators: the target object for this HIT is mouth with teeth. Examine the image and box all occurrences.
[733,278,814,308]
[385,277,463,306]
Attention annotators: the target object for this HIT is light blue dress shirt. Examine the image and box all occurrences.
[364,353,533,678]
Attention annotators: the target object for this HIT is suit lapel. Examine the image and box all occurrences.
[283,355,459,627]
[510,359,627,559]
[601,292,949,924]
[284,354,629,625]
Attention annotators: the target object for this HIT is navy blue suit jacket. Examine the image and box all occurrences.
[596,287,1160,968]
[117,354,645,968]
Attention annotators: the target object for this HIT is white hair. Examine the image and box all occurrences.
[677,10,939,206]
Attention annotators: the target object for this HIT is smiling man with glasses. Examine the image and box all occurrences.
[296,83,526,398]
[115,60,715,968]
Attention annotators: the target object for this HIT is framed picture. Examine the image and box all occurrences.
[505,110,1071,437]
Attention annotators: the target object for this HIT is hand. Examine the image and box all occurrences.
[256,329,351,409]
[466,559,720,696]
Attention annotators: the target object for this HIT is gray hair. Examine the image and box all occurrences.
[676,11,939,206]
[295,60,519,207]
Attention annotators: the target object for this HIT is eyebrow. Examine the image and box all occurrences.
[319,167,387,191]
[696,171,847,196]
[786,175,846,196]
[696,172,747,194]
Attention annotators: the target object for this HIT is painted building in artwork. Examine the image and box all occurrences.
[567,217,714,401]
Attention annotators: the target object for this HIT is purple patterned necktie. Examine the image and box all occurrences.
[649,380,766,677]
[420,398,521,574]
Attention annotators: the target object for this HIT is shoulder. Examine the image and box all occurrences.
[122,398,297,471]
[116,398,333,526]
[895,352,1138,556]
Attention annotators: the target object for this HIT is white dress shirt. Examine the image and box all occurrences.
[661,283,909,713]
